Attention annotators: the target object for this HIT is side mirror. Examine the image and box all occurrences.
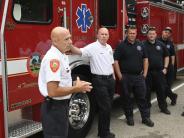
[13,3,22,21]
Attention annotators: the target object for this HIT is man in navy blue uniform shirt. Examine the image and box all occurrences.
[114,26,154,127]
[143,27,171,115]
[158,27,177,105]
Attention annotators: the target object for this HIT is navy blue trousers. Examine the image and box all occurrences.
[120,74,150,119]
[41,98,69,138]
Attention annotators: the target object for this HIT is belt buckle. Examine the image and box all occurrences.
[45,96,52,102]
[105,74,111,79]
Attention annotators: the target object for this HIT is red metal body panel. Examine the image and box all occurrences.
[70,0,97,47]
[0,0,6,137]
[177,51,184,68]
[4,0,62,111]
[136,1,184,68]
[0,0,4,28]
[108,0,123,48]
[67,0,123,49]
[0,0,70,136]
[0,90,4,138]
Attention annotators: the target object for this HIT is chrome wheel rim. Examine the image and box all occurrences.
[69,93,90,129]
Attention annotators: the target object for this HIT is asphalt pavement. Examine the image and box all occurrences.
[86,75,184,138]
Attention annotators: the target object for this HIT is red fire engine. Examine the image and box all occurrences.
[0,0,184,138]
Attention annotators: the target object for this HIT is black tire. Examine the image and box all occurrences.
[68,75,96,138]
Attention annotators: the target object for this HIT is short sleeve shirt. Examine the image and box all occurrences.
[38,46,72,100]
[80,40,114,75]
[158,37,175,57]
[114,39,147,74]
[143,40,169,70]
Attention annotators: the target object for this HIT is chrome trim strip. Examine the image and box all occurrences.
[122,0,126,40]
[177,67,184,72]
[63,7,67,28]
[176,44,184,50]
[1,0,10,137]
[70,60,89,70]
[138,1,184,13]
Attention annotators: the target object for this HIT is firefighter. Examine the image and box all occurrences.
[114,26,154,127]
[38,27,92,138]
[158,27,177,105]
[70,27,116,138]
[143,27,171,115]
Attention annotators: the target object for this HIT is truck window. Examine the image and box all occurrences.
[99,0,117,28]
[12,0,52,24]
[0,0,2,9]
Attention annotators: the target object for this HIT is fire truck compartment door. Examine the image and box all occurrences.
[4,0,54,111]
[71,0,96,45]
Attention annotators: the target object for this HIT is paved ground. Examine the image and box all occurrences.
[86,75,184,138]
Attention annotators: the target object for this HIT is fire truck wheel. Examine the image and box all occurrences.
[68,75,96,138]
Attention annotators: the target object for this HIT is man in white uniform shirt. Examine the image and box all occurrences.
[38,27,92,138]
[70,28,115,138]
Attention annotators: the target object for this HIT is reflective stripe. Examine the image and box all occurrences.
[0,58,28,75]
[176,44,184,50]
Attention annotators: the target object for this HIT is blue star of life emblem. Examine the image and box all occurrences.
[76,4,93,33]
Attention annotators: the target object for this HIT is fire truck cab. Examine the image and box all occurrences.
[0,0,184,138]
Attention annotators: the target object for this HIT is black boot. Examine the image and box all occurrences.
[171,94,178,105]
[142,118,154,127]
[126,117,134,126]
[100,132,115,138]
[161,108,171,115]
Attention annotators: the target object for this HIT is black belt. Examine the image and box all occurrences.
[148,69,161,72]
[123,72,142,75]
[92,74,113,79]
[44,96,69,104]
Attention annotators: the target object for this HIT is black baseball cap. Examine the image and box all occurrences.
[164,27,172,33]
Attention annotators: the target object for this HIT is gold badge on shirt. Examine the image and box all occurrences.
[50,59,60,72]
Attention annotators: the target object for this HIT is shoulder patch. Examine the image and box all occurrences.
[167,45,171,49]
[156,45,161,50]
[50,59,60,72]
[137,46,142,51]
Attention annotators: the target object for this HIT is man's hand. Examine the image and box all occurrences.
[113,74,116,80]
[74,77,93,93]
[69,45,82,55]
[162,68,167,75]
[117,73,123,81]
[143,72,147,78]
